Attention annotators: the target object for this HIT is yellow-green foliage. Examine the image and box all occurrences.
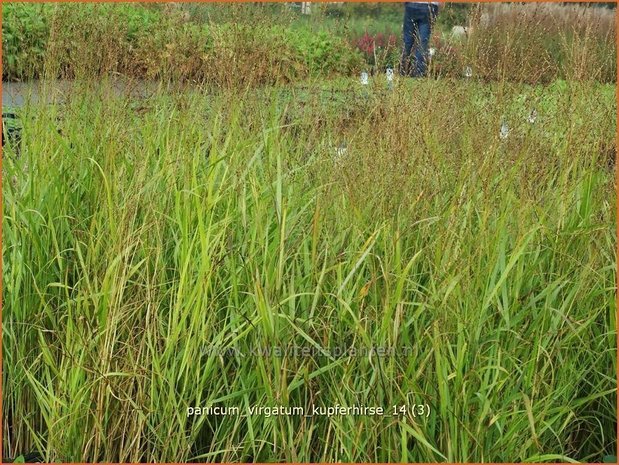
[2,77,616,462]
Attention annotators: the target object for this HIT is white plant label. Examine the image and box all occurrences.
[335,143,348,158]
[500,121,509,140]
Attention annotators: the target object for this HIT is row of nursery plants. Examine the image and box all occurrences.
[3,3,616,85]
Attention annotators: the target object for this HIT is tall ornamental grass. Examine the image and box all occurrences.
[2,76,616,462]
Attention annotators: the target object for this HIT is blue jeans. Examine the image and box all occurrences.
[400,3,438,77]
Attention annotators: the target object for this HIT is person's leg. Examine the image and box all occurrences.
[400,6,417,77]
[412,6,434,77]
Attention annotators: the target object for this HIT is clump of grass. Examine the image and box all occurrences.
[457,3,617,84]
[2,73,616,462]
[3,3,363,85]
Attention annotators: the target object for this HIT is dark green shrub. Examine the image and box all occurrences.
[289,28,363,76]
